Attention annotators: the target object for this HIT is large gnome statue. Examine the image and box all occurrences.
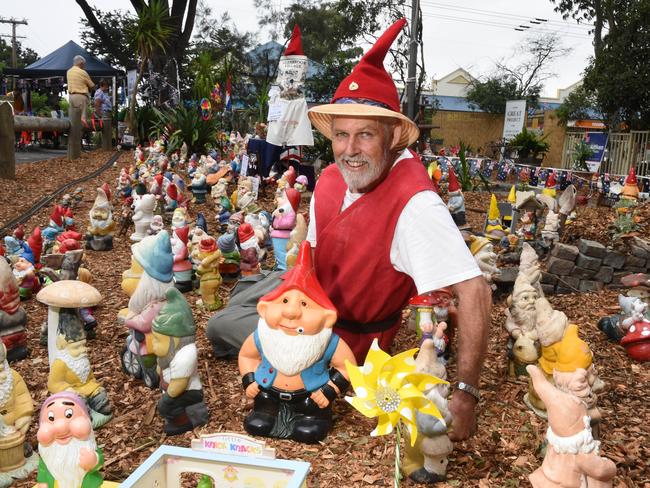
[271,187,300,270]
[151,287,209,436]
[446,167,466,228]
[265,25,314,147]
[527,365,616,488]
[85,187,116,251]
[238,241,356,443]
[36,392,105,488]
[0,258,29,361]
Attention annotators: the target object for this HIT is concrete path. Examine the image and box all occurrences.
[14,147,67,164]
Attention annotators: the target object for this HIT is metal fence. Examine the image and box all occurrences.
[561,130,650,176]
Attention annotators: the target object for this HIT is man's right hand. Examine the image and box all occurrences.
[245,382,260,399]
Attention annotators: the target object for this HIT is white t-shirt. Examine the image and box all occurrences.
[307,150,481,294]
[162,343,202,391]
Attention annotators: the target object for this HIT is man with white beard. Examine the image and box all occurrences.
[0,343,34,435]
[238,242,355,443]
[36,392,104,488]
[47,309,112,422]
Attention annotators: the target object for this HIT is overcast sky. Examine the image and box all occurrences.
[1,0,595,97]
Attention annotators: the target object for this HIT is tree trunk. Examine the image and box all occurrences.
[128,61,147,137]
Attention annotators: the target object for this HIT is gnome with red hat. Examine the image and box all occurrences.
[171,226,193,293]
[266,25,314,147]
[195,237,223,311]
[621,166,639,201]
[238,223,261,276]
[165,183,182,212]
[239,241,355,443]
[446,167,467,228]
[42,205,67,251]
[208,18,488,445]
[270,188,301,270]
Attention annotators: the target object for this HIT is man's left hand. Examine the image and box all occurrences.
[310,390,330,408]
[448,390,477,442]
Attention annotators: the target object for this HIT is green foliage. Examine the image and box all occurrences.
[190,51,218,100]
[304,130,334,165]
[135,106,157,145]
[555,85,599,126]
[152,105,221,154]
[0,38,38,70]
[508,128,550,159]
[467,76,539,114]
[457,142,472,192]
[572,141,593,171]
[79,8,137,69]
[612,199,642,241]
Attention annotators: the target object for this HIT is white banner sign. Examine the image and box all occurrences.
[503,100,527,141]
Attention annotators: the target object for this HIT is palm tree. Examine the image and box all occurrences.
[127,0,173,135]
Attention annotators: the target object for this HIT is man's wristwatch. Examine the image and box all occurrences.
[456,381,481,402]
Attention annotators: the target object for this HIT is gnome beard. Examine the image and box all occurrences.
[128,270,174,315]
[57,349,91,384]
[39,433,97,488]
[0,363,14,407]
[257,317,332,377]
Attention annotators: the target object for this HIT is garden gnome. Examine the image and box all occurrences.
[0,343,33,434]
[620,166,639,201]
[285,213,308,269]
[3,236,26,263]
[543,171,557,198]
[520,242,543,297]
[518,211,536,241]
[485,194,507,240]
[446,167,466,228]
[504,275,540,377]
[238,241,355,443]
[171,225,193,293]
[403,337,453,483]
[0,259,28,361]
[151,287,209,435]
[12,257,37,299]
[541,210,560,244]
[619,295,648,331]
[131,193,156,242]
[190,168,208,204]
[217,233,240,282]
[85,188,115,251]
[36,392,105,488]
[557,184,577,231]
[266,25,314,147]
[469,236,500,286]
[238,223,261,276]
[211,178,229,201]
[235,178,259,213]
[171,207,189,231]
[27,227,43,267]
[164,183,182,212]
[147,215,164,236]
[196,237,223,311]
[42,206,66,249]
[294,174,308,193]
[271,188,300,270]
[216,196,232,228]
[527,365,616,488]
[123,231,175,388]
[245,213,270,251]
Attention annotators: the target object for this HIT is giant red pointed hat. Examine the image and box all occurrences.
[284,25,304,56]
[626,166,638,185]
[447,167,461,192]
[260,241,336,311]
[308,18,419,150]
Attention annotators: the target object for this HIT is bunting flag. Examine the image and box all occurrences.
[225,75,232,112]
[530,167,539,187]
[601,173,610,195]
[496,162,509,181]
[643,177,650,193]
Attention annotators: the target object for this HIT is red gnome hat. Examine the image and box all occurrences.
[261,241,336,311]
[13,225,25,241]
[101,182,112,202]
[285,188,301,212]
[167,184,178,201]
[199,237,217,253]
[174,225,190,244]
[447,167,461,192]
[285,166,296,187]
[27,227,42,264]
[238,223,255,243]
[284,25,304,56]
[50,206,64,227]
[546,171,557,188]
[626,166,638,185]
[154,174,164,187]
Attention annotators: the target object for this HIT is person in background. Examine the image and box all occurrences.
[93,79,112,119]
[66,55,95,126]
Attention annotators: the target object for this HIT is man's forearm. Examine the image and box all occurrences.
[452,276,491,388]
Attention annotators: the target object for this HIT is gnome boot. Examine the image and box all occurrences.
[291,400,333,444]
[164,412,194,436]
[409,468,446,484]
[244,391,278,437]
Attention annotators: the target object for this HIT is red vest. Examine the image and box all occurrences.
[314,151,434,361]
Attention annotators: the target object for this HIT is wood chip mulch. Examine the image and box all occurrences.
[3,159,648,487]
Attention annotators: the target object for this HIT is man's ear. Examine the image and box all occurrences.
[390,123,403,150]
[322,309,337,329]
[257,301,269,317]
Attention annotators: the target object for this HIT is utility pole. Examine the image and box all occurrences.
[0,17,28,90]
[406,0,420,121]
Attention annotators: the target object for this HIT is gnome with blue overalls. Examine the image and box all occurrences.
[238,241,356,443]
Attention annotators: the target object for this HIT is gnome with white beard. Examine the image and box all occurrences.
[0,343,33,435]
[85,187,115,251]
[36,392,104,488]
[238,241,356,443]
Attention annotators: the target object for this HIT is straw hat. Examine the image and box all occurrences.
[308,18,419,150]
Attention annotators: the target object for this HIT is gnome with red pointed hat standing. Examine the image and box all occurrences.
[446,167,466,228]
[209,18,489,443]
[238,241,355,443]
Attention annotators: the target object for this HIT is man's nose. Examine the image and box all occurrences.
[344,136,360,156]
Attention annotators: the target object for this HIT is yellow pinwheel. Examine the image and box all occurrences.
[345,339,448,446]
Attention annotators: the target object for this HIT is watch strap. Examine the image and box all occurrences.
[457,381,480,402]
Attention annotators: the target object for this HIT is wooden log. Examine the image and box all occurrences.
[68,106,82,161]
[13,115,70,132]
[0,103,15,180]
[102,116,112,150]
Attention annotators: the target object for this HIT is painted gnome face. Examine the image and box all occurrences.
[171,209,187,230]
[12,257,34,280]
[37,394,97,488]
